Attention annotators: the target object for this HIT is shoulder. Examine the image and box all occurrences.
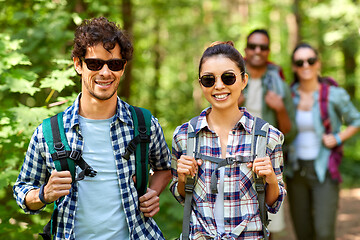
[267,124,284,149]
[267,62,285,80]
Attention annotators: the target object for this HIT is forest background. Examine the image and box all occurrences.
[1,0,360,239]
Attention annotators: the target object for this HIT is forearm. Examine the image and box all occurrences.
[338,126,359,142]
[275,106,292,135]
[148,170,172,196]
[265,182,280,206]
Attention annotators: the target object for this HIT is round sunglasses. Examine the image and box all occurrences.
[293,57,317,67]
[81,58,127,71]
[199,72,240,88]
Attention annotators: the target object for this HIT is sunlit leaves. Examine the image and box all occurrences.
[40,68,76,92]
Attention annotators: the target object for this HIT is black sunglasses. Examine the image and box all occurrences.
[199,72,239,88]
[247,43,269,51]
[293,57,317,67]
[81,58,127,71]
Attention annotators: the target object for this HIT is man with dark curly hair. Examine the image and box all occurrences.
[13,17,171,240]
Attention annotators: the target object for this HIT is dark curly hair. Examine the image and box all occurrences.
[71,17,133,61]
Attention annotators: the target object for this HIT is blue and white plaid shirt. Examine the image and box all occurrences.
[13,94,171,240]
[170,108,286,240]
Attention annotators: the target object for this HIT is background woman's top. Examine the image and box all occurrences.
[289,83,360,182]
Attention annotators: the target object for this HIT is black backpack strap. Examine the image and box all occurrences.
[41,112,97,239]
[122,105,151,197]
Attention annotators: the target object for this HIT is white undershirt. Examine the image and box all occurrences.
[214,167,225,233]
[295,110,320,160]
[246,78,263,118]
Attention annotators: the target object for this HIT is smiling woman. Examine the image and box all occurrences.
[169,41,286,240]
[287,43,360,240]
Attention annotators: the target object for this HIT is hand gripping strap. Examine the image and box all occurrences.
[182,116,199,240]
[42,113,76,180]
[251,117,270,240]
[129,106,152,197]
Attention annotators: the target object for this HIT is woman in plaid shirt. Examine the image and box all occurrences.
[170,41,286,239]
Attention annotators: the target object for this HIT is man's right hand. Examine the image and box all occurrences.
[25,170,72,211]
[43,170,73,203]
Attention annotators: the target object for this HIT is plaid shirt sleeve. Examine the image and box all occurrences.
[149,116,171,171]
[13,124,50,214]
[169,124,188,205]
[265,125,286,214]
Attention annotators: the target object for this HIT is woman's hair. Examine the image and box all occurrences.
[291,42,319,85]
[198,41,246,78]
[72,17,133,61]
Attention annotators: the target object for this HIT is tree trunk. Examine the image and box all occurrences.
[119,0,133,101]
[341,38,358,99]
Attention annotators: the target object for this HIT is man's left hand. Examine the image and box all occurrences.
[265,90,284,112]
[139,188,160,217]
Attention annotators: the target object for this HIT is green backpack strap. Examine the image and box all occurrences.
[42,112,76,180]
[41,112,97,239]
[123,105,152,197]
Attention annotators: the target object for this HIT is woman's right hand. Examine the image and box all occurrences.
[177,155,202,184]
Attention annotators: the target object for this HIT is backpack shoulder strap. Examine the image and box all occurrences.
[251,117,270,240]
[126,105,152,197]
[42,112,76,180]
[319,82,332,133]
[182,116,199,240]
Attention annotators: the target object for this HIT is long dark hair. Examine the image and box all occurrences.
[198,41,246,79]
[291,43,319,85]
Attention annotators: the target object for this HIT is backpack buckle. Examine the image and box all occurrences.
[225,157,234,165]
[54,142,64,151]
[138,127,150,143]
[85,167,97,177]
[69,150,81,161]
[55,150,67,160]
[184,176,196,193]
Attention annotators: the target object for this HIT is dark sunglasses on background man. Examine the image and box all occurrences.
[293,57,317,67]
[81,58,127,71]
[246,43,269,51]
[199,72,240,88]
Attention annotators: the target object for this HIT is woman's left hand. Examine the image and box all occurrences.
[247,156,277,185]
[322,134,337,149]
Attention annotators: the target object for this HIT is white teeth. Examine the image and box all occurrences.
[96,82,111,86]
[214,94,228,99]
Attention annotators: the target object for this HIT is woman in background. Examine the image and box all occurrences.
[287,43,360,240]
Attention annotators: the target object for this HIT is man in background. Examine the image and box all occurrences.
[239,29,296,239]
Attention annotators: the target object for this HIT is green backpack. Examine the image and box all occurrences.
[39,105,152,240]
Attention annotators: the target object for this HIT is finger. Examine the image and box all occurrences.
[139,188,156,202]
[52,170,72,178]
[140,195,159,208]
[177,162,197,177]
[142,205,160,218]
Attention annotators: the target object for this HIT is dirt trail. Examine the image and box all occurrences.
[273,188,360,240]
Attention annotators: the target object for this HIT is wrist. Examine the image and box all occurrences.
[39,184,50,205]
[334,133,342,146]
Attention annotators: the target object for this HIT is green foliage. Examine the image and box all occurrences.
[1,0,360,239]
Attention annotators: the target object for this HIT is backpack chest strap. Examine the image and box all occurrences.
[194,152,254,193]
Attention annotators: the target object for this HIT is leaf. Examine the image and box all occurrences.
[40,68,76,92]
[2,69,39,95]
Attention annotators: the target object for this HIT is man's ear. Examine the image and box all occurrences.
[73,57,82,75]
